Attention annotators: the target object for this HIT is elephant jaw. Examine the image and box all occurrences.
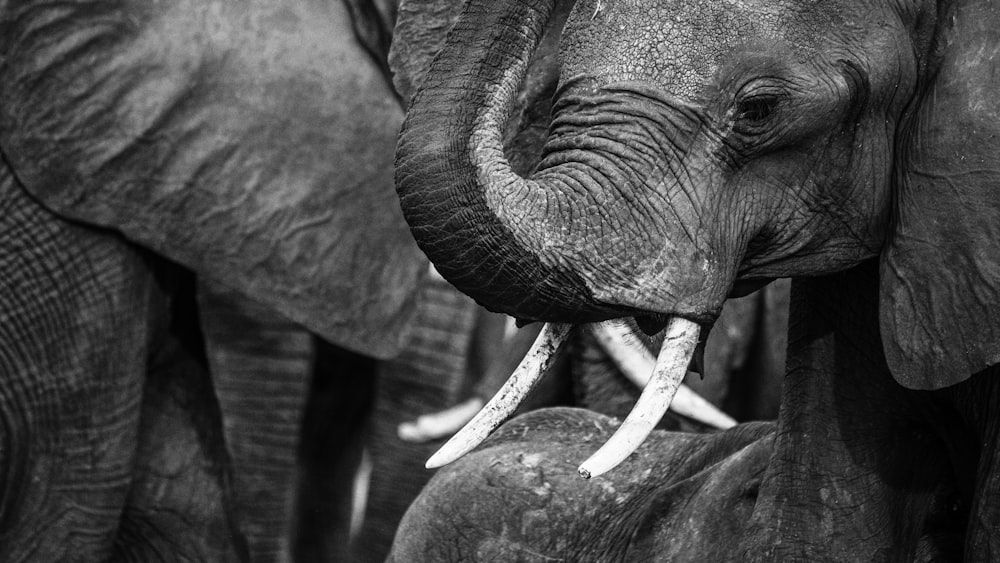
[425,317,704,480]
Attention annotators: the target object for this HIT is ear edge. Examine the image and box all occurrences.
[878,0,1000,390]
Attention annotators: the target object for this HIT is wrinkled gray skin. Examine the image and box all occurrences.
[0,0,428,559]
[393,0,1000,559]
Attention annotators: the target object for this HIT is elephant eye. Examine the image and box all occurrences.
[734,95,780,124]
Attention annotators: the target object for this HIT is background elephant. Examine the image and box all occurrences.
[390,0,1000,559]
[0,0,430,558]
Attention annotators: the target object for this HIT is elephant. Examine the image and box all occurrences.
[390,0,786,437]
[0,0,433,558]
[390,0,1000,559]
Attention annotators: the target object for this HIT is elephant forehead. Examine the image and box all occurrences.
[560,0,825,99]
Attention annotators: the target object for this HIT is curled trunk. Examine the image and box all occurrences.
[396,0,620,322]
[396,0,726,324]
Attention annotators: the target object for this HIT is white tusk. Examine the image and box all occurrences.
[427,263,446,281]
[591,321,736,430]
[397,397,486,443]
[667,384,736,429]
[425,322,572,469]
[578,317,700,480]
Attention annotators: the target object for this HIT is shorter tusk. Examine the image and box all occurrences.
[591,321,736,429]
[669,385,736,430]
[425,322,571,469]
[579,317,700,480]
[397,397,486,443]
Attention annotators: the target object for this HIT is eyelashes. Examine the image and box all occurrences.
[730,91,786,138]
[727,76,790,136]
[735,94,781,123]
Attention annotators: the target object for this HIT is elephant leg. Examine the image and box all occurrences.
[0,167,149,559]
[943,368,1000,560]
[742,265,962,562]
[294,337,375,563]
[116,283,246,561]
[199,281,380,562]
[197,282,314,562]
[571,327,646,424]
[570,281,786,432]
[352,279,480,563]
[715,279,788,422]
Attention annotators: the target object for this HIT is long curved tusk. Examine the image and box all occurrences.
[425,322,572,469]
[590,321,736,430]
[397,397,486,443]
[578,317,700,480]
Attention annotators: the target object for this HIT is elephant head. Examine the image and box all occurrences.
[0,0,426,359]
[395,0,1000,471]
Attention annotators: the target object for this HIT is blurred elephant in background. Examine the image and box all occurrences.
[0,0,429,559]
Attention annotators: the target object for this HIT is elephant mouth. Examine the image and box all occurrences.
[425,316,705,479]
[730,277,774,298]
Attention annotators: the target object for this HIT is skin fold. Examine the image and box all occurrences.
[393,0,1000,558]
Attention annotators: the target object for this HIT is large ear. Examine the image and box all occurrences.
[388,0,467,104]
[0,0,426,359]
[344,0,398,98]
[880,0,1000,389]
